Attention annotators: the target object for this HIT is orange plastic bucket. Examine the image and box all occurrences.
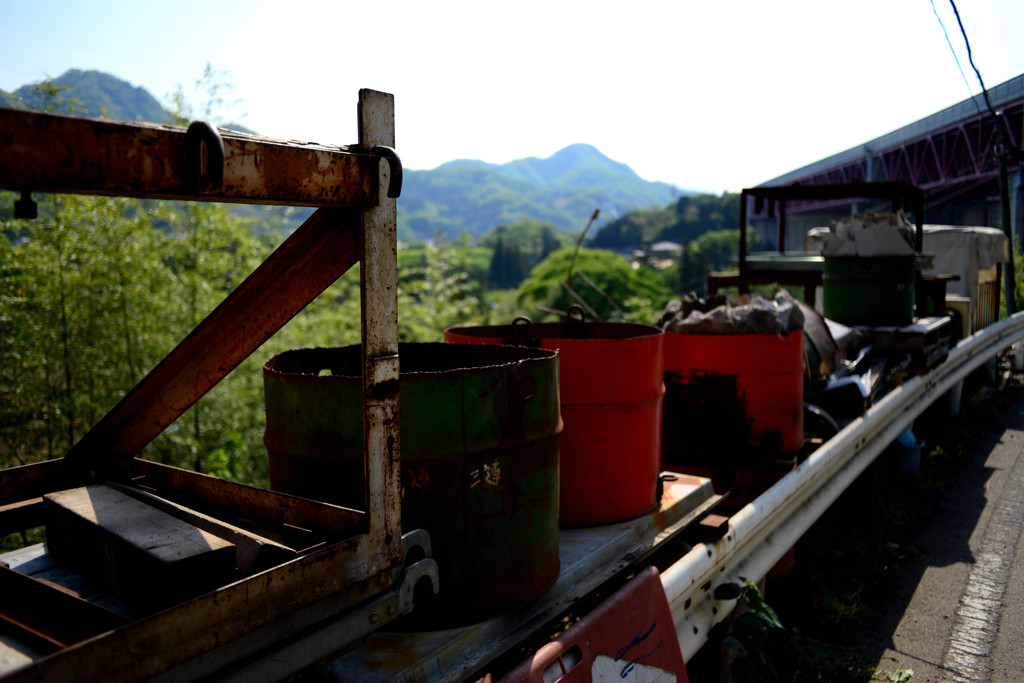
[445,321,664,526]
[661,330,804,463]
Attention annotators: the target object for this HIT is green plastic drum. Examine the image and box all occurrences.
[823,255,916,326]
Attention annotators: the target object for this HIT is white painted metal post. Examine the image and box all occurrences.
[358,89,402,569]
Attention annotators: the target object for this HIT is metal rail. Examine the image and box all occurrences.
[664,311,1024,662]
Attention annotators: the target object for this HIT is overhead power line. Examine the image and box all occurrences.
[929,0,980,116]
[947,0,997,118]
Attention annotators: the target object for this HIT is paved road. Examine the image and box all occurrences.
[839,384,1024,682]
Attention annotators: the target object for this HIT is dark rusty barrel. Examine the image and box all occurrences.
[661,330,805,462]
[263,342,561,625]
[445,321,664,527]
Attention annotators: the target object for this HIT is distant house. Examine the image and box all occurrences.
[639,240,681,270]
[650,241,683,259]
[630,240,682,270]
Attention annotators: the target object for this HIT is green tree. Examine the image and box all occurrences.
[479,219,573,261]
[591,208,674,250]
[138,66,273,480]
[0,80,170,465]
[517,248,672,322]
[591,192,742,251]
[540,225,561,259]
[674,229,759,296]
[487,235,526,289]
[0,70,274,486]
[400,238,486,341]
[143,198,270,479]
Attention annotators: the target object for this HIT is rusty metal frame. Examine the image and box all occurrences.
[739,181,926,268]
[709,181,926,300]
[0,90,405,680]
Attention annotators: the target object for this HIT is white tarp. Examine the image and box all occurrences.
[917,225,1008,298]
[816,211,917,258]
[806,224,1008,298]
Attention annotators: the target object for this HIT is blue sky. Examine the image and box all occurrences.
[3,0,1023,193]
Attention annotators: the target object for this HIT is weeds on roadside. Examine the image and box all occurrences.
[766,367,1024,680]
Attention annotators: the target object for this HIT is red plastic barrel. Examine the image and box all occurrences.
[661,330,804,463]
[445,321,664,526]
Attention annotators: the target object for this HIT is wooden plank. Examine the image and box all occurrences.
[122,459,364,541]
[0,108,376,206]
[106,482,295,573]
[43,485,236,611]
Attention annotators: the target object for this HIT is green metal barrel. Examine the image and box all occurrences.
[263,343,562,625]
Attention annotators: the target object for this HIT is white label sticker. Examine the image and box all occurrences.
[591,654,678,682]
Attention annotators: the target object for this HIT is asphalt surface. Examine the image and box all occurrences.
[812,379,1024,682]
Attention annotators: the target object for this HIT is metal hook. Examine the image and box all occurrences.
[371,146,403,199]
[185,121,225,189]
[566,304,586,323]
[14,190,37,220]
[510,316,535,346]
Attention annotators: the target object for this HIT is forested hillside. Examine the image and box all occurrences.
[0,90,22,109]
[592,192,741,250]
[13,68,168,122]
[400,144,683,241]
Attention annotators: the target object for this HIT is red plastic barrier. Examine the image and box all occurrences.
[498,566,688,683]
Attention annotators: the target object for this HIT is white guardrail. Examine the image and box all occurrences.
[664,311,1024,662]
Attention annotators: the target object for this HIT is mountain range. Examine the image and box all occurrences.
[1,70,691,241]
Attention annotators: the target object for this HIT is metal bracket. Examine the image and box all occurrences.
[216,529,437,682]
[398,528,439,615]
[13,190,37,219]
[365,353,400,402]
[371,145,403,198]
[185,121,225,189]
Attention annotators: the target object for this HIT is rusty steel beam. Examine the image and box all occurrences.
[0,564,130,647]
[65,207,363,470]
[0,458,77,505]
[0,108,378,206]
